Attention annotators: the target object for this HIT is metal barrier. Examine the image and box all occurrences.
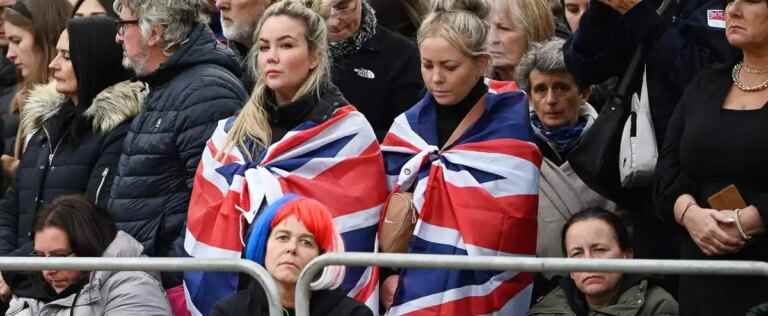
[0,257,282,316]
[295,252,768,316]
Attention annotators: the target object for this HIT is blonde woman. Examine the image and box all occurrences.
[183,1,386,315]
[488,0,555,81]
[381,0,541,314]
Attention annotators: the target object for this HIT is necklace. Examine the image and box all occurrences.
[732,62,768,92]
[742,63,768,74]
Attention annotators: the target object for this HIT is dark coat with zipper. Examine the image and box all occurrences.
[106,23,246,264]
[0,81,144,256]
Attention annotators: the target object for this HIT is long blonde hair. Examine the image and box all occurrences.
[221,0,330,160]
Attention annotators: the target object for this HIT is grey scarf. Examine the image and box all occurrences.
[329,0,377,59]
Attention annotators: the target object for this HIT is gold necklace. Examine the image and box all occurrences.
[732,63,768,92]
[742,63,768,74]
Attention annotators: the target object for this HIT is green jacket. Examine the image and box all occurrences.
[529,280,678,316]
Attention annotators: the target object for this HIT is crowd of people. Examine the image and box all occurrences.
[0,0,762,315]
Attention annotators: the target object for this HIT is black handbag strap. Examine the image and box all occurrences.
[614,0,674,99]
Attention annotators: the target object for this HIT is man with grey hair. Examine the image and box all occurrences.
[515,39,615,267]
[111,0,247,287]
[214,0,272,90]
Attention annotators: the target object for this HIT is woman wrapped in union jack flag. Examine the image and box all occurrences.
[182,1,388,315]
[379,0,543,314]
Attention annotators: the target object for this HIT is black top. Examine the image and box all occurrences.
[655,63,768,316]
[331,25,423,141]
[265,83,348,145]
[212,282,373,316]
[434,79,486,148]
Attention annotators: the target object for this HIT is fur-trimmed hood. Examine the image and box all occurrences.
[19,80,147,139]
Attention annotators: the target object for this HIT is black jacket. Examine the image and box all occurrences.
[331,25,423,141]
[0,81,143,255]
[107,24,246,261]
[0,53,16,156]
[212,283,373,316]
[564,0,739,148]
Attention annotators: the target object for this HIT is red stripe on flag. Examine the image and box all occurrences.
[382,132,421,153]
[419,167,538,255]
[401,272,533,316]
[187,164,243,252]
[263,106,355,163]
[279,142,389,217]
[353,267,380,303]
[452,139,542,166]
[487,80,520,94]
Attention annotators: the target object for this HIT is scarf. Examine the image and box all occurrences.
[329,0,377,59]
[531,113,586,156]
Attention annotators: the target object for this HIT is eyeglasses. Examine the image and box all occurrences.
[115,19,139,36]
[329,0,357,18]
[31,250,75,258]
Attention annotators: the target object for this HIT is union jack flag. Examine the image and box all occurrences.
[183,105,387,315]
[382,81,541,316]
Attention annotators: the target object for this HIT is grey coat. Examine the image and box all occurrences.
[5,231,172,316]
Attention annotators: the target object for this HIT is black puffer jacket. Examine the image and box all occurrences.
[0,81,144,255]
[107,24,246,260]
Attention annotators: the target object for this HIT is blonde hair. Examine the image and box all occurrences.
[495,0,555,44]
[417,0,491,59]
[222,0,329,159]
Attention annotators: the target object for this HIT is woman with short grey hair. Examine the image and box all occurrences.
[515,38,616,262]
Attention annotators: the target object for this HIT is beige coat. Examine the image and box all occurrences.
[535,104,617,261]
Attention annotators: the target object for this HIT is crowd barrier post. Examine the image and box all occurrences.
[0,257,282,316]
[295,252,768,316]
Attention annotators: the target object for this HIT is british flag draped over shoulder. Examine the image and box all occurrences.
[183,105,387,316]
[382,80,542,316]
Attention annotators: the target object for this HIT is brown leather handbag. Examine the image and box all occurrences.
[379,192,418,253]
[378,98,486,253]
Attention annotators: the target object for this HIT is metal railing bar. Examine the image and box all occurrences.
[295,252,768,316]
[0,257,282,316]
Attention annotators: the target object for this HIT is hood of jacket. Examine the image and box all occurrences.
[139,23,242,86]
[85,231,148,285]
[19,80,146,139]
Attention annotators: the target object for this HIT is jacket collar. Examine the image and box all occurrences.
[19,81,146,138]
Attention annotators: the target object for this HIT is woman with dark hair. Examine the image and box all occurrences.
[72,0,116,17]
[0,0,71,172]
[0,15,143,257]
[529,208,678,315]
[3,195,171,315]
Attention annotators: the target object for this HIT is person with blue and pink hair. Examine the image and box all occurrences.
[212,194,372,316]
